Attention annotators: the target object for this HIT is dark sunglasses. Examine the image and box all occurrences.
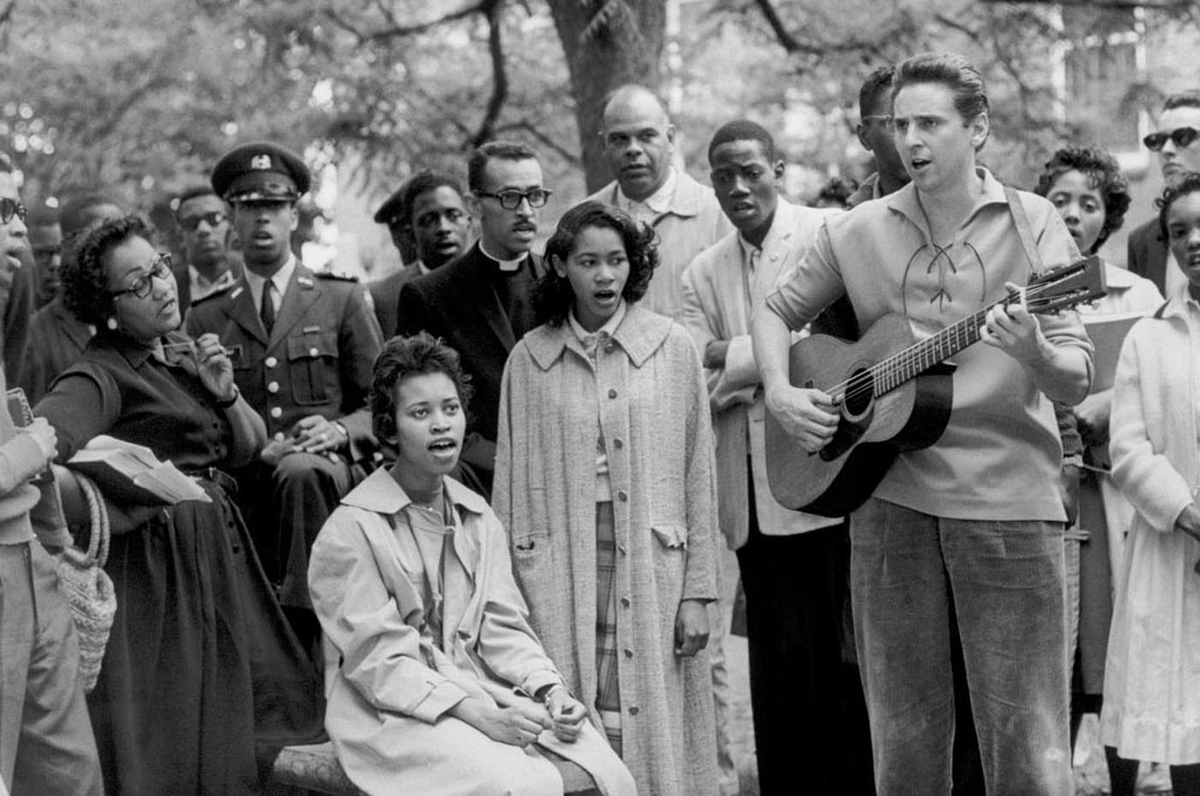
[178,211,227,231]
[1143,126,1200,152]
[110,253,173,299]
[0,198,27,225]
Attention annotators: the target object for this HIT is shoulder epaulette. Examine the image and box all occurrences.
[314,270,360,283]
[189,282,236,306]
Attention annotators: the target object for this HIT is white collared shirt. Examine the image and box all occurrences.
[244,254,297,315]
[616,167,678,225]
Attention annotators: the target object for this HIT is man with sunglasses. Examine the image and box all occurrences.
[172,184,241,316]
[1127,90,1200,294]
[585,84,732,322]
[397,140,546,496]
[187,141,383,654]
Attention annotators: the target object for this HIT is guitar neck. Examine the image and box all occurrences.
[870,305,992,396]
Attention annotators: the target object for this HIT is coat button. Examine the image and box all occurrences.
[270,406,282,418]
[613,438,623,449]
[267,381,280,394]
[616,490,628,502]
[608,389,618,399]
[623,648,633,659]
[265,356,278,368]
[309,347,319,357]
[617,544,627,556]
[274,432,286,442]
[628,706,639,716]
[620,596,630,607]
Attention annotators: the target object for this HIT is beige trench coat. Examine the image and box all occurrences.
[308,469,636,796]
[494,304,721,796]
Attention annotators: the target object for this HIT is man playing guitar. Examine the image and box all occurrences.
[751,52,1092,796]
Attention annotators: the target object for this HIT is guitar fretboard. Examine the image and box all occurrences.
[872,305,991,394]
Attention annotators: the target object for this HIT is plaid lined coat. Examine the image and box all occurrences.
[494,303,721,796]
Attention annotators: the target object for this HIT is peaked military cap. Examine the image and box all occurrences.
[373,187,407,226]
[212,141,311,203]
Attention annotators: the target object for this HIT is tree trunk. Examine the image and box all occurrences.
[546,0,666,193]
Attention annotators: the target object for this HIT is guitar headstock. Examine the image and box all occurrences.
[1020,255,1107,315]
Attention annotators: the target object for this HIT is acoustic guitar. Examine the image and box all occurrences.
[764,255,1106,517]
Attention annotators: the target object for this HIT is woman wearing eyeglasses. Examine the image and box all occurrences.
[35,216,324,796]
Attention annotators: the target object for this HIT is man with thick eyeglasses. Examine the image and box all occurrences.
[187,141,383,656]
[172,184,241,316]
[0,151,104,796]
[585,84,731,322]
[369,171,472,338]
[1127,90,1200,294]
[397,140,546,497]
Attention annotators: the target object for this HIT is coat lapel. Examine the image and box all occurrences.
[269,265,321,345]
[464,247,517,351]
[224,280,268,345]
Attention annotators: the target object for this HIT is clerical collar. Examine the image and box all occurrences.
[478,242,525,273]
[617,167,678,220]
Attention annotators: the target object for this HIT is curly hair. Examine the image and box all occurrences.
[533,201,659,327]
[1156,170,1200,247]
[370,332,474,443]
[1033,145,1131,255]
[61,215,153,327]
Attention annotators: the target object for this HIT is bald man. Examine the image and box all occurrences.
[585,84,731,321]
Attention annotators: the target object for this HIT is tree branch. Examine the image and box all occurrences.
[468,0,508,149]
[980,0,1190,7]
[493,120,580,164]
[752,0,885,58]
[323,1,487,44]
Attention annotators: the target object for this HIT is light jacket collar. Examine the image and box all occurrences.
[524,302,674,371]
[341,467,488,516]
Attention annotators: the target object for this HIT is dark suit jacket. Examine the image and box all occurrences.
[396,243,541,467]
[186,262,384,462]
[19,296,94,405]
[368,263,421,340]
[1126,218,1169,295]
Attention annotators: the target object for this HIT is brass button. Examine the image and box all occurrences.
[267,381,280,394]
[265,356,278,368]
[270,406,282,419]
[309,347,319,357]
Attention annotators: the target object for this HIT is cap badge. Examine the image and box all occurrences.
[250,154,272,170]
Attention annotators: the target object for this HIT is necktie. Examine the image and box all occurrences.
[260,282,275,334]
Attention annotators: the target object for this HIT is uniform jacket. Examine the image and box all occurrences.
[397,243,541,463]
[368,263,421,340]
[185,262,383,461]
[308,469,635,796]
[19,296,93,405]
[173,257,242,318]
[1126,218,1169,295]
[494,303,720,796]
[681,199,841,549]
[586,172,733,320]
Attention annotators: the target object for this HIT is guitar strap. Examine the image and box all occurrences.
[1004,186,1043,278]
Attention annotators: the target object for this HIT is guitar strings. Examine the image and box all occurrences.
[823,277,1077,404]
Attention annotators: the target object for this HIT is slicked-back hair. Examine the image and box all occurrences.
[533,200,659,327]
[859,65,896,118]
[369,331,474,443]
[61,215,153,327]
[1157,170,1200,245]
[1163,90,1200,113]
[1034,145,1131,255]
[467,141,539,193]
[707,119,776,164]
[394,171,465,228]
[892,52,989,124]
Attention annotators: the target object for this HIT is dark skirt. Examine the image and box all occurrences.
[86,479,325,796]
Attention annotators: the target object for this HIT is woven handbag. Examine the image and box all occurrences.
[56,473,116,693]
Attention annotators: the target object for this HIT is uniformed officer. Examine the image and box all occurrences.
[186,141,384,652]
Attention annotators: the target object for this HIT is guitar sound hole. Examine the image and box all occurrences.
[842,369,873,418]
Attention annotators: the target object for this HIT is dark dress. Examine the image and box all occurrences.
[35,330,324,796]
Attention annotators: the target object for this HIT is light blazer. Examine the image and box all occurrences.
[682,199,841,549]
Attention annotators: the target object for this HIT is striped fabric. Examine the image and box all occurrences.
[594,500,622,756]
